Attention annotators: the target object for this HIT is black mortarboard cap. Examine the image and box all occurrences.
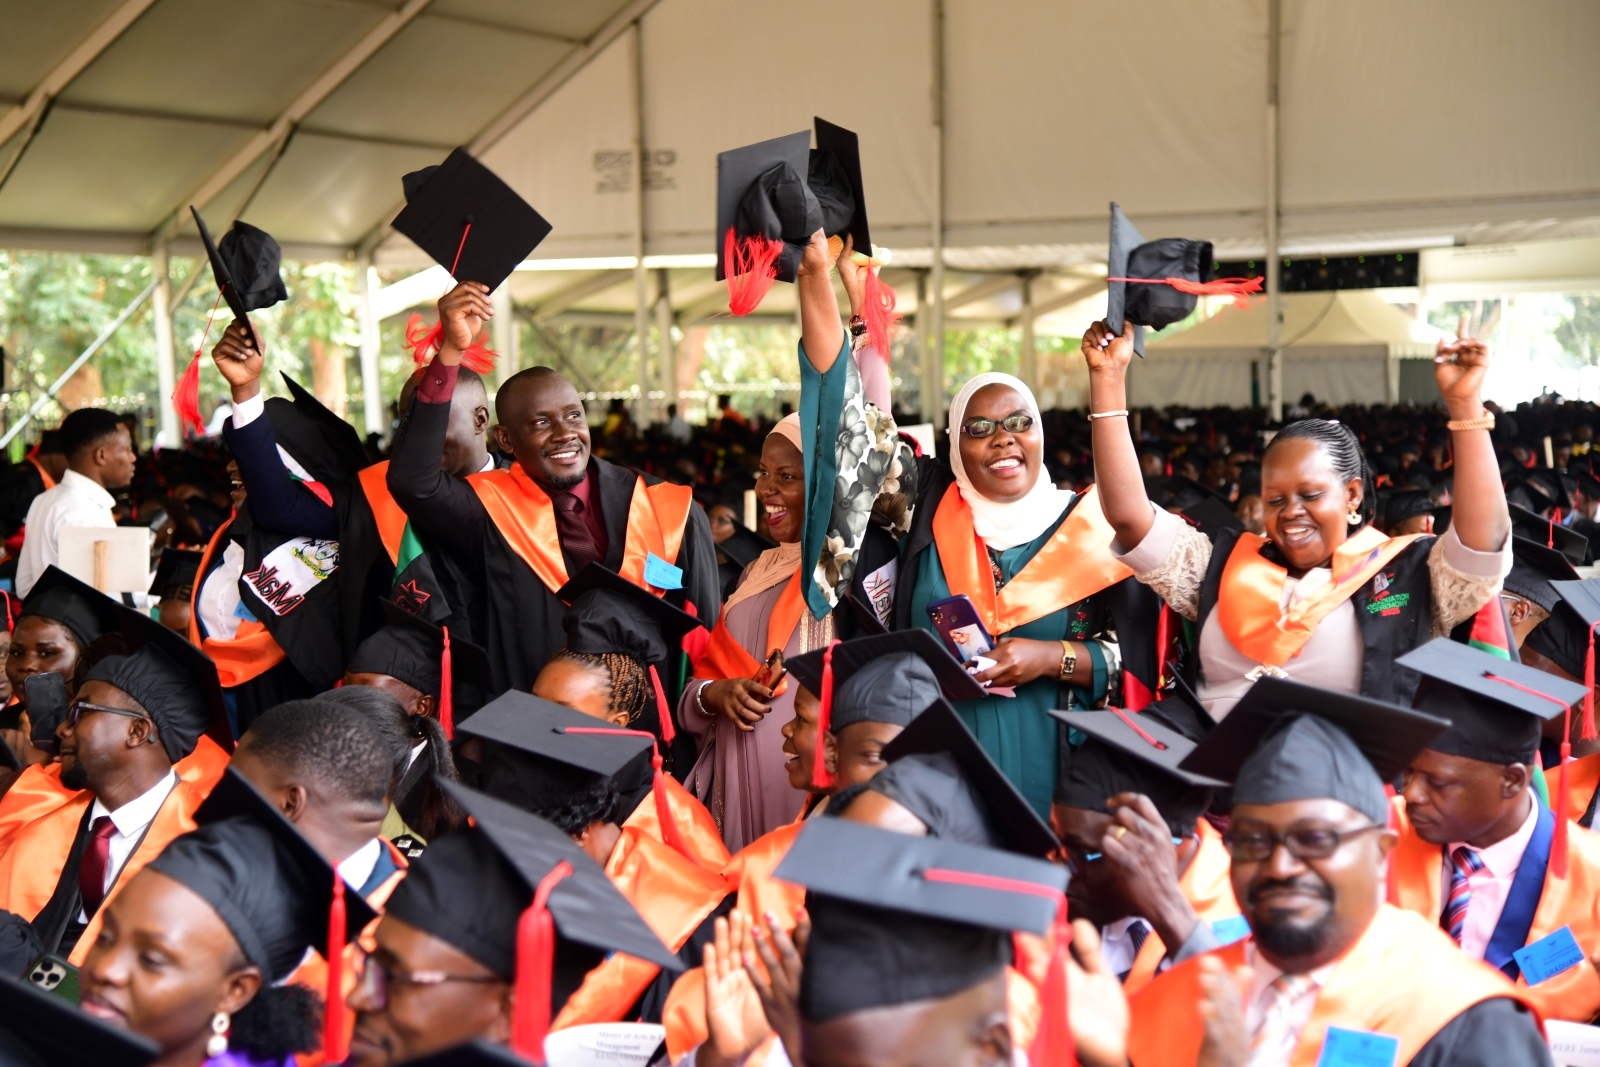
[1398,637,1586,765]
[19,565,119,648]
[168,768,378,980]
[1523,597,1589,680]
[1573,468,1600,501]
[391,147,553,292]
[269,372,369,485]
[1106,203,1228,358]
[812,117,870,254]
[1172,493,1243,540]
[85,598,229,762]
[456,691,655,811]
[776,819,1066,1020]
[1509,471,1572,514]
[1509,503,1588,565]
[716,132,818,311]
[787,630,985,733]
[879,699,1058,856]
[1380,489,1445,528]
[1053,707,1224,836]
[190,207,287,346]
[1179,676,1449,823]
[35,431,62,456]
[718,523,775,571]
[0,974,158,1067]
[1505,535,1579,612]
[556,564,705,666]
[148,547,202,600]
[348,599,491,700]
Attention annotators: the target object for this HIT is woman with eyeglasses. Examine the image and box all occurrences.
[681,230,913,851]
[1081,316,1510,720]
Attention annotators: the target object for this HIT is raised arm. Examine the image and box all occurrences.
[213,321,339,539]
[834,236,892,412]
[385,283,493,557]
[1082,320,1157,548]
[796,229,845,375]
[1434,318,1508,553]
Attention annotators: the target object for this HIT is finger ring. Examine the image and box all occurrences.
[1114,825,1128,841]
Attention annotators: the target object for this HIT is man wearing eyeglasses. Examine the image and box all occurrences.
[0,609,224,967]
[1124,677,1551,1067]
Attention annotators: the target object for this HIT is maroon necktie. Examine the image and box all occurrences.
[551,493,602,573]
[78,816,116,916]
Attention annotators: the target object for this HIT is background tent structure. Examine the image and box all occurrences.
[1135,291,1448,409]
[1,0,1597,442]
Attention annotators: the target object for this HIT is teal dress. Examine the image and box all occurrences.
[909,507,1114,818]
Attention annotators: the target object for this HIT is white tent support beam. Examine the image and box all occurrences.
[358,260,383,437]
[356,0,667,259]
[629,21,652,428]
[1,277,158,451]
[1264,0,1283,422]
[492,283,517,387]
[1026,279,1104,320]
[1018,271,1037,392]
[943,274,1018,313]
[155,0,436,243]
[925,0,947,427]
[655,269,676,405]
[0,0,158,146]
[152,246,179,448]
[529,270,632,321]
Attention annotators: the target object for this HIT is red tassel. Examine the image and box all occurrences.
[811,640,840,791]
[724,229,783,316]
[1585,624,1598,742]
[405,314,498,375]
[649,663,675,745]
[173,355,205,437]
[1549,513,1557,551]
[322,874,348,1063]
[1555,738,1572,879]
[1030,900,1078,1067]
[680,600,710,663]
[438,626,454,741]
[861,267,901,359]
[651,747,694,862]
[1106,274,1264,310]
[512,861,573,1062]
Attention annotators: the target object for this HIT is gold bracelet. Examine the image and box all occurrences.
[1058,640,1078,682]
[1088,409,1130,421]
[1446,413,1495,432]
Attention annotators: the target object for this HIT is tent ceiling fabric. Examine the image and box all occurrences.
[1,0,1597,274]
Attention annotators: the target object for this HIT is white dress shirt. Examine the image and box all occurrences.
[1100,916,1152,978]
[337,837,383,893]
[15,469,117,597]
[1444,796,1540,960]
[1243,943,1338,1067]
[79,770,179,921]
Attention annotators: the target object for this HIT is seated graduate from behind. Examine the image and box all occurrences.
[0,596,230,966]
[345,782,678,1066]
[1052,688,1239,994]
[531,565,724,870]
[383,150,718,697]
[453,692,731,1030]
[77,764,377,1067]
[1390,638,1600,1023]
[1531,577,1600,827]
[1126,676,1552,1067]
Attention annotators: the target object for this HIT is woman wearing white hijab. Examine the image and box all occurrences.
[890,374,1146,818]
[681,235,910,851]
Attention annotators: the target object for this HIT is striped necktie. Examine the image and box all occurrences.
[1115,920,1151,983]
[1247,973,1317,1066]
[1443,845,1484,945]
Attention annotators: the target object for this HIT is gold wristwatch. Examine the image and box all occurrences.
[1058,641,1077,682]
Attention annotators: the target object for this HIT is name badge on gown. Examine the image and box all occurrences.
[1516,925,1585,986]
[1317,1026,1399,1067]
[644,552,683,590]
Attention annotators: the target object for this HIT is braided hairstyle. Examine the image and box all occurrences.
[1264,419,1377,533]
[549,650,651,724]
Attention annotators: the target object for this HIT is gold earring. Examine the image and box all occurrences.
[206,1012,229,1057]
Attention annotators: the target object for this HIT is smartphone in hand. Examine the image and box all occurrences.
[751,649,786,690]
[927,594,995,664]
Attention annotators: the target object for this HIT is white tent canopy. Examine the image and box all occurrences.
[1132,291,1448,408]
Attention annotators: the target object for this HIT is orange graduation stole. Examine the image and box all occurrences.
[188,517,287,688]
[468,466,694,595]
[1127,905,1538,1067]
[929,483,1131,635]
[0,765,76,860]
[691,569,804,691]
[357,460,407,565]
[1215,526,1419,668]
[621,776,732,873]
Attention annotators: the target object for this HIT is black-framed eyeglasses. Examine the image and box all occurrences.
[961,414,1034,439]
[1222,824,1384,862]
[67,701,149,728]
[351,950,504,1011]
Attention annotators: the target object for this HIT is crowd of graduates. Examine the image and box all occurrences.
[2,133,1600,1067]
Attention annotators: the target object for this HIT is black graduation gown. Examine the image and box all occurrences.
[1408,997,1552,1066]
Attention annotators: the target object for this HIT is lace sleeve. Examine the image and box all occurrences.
[1428,534,1507,634]
[1130,522,1213,623]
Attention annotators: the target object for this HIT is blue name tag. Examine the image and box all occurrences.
[644,552,683,591]
[1317,1026,1400,1067]
[1514,925,1585,985]
[233,598,258,622]
[1210,915,1251,946]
